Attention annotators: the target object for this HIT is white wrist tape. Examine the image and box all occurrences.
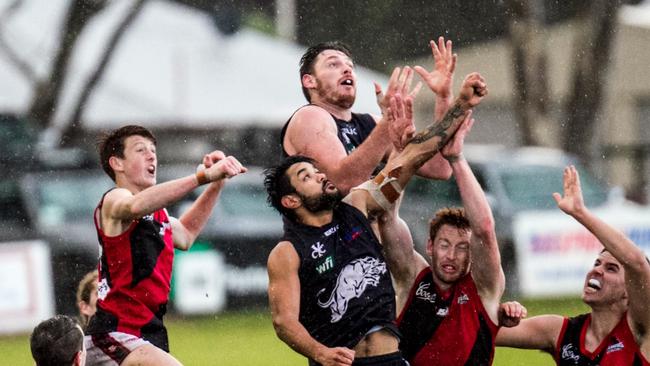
[352,168,403,211]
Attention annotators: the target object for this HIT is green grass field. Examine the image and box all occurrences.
[1,297,589,365]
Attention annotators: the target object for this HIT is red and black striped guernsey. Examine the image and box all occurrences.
[396,268,499,366]
[86,192,174,351]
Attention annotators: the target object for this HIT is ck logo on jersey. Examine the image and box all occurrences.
[457,293,469,305]
[343,227,362,242]
[436,307,449,317]
[415,282,437,303]
[561,344,581,363]
[316,256,334,274]
[311,242,326,258]
[606,340,624,354]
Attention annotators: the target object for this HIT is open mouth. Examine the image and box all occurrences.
[587,278,602,290]
[340,78,354,86]
[147,166,155,175]
[322,180,335,192]
[441,264,456,273]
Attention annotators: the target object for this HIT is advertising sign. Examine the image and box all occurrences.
[513,205,650,297]
[0,241,54,334]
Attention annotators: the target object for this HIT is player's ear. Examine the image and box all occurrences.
[426,238,434,257]
[108,156,124,173]
[281,194,301,210]
[302,73,316,89]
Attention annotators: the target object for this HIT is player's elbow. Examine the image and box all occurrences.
[474,216,495,239]
[626,251,650,274]
[271,313,292,337]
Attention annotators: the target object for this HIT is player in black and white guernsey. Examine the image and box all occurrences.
[265,75,487,366]
[281,39,458,195]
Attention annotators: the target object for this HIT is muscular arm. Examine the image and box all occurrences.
[554,166,650,342]
[268,242,355,366]
[496,315,564,352]
[101,176,204,236]
[284,106,391,194]
[172,181,225,250]
[452,155,505,322]
[378,200,429,314]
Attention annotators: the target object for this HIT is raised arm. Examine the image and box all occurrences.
[284,106,391,195]
[553,166,650,339]
[414,36,457,122]
[346,72,488,217]
[444,118,504,322]
[378,198,429,313]
[102,151,245,234]
[172,153,247,250]
[268,242,355,366]
[412,36,458,181]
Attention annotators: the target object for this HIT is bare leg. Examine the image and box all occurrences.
[121,344,183,366]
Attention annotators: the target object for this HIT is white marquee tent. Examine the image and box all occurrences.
[0,0,388,131]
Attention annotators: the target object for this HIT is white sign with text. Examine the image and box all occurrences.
[513,205,650,297]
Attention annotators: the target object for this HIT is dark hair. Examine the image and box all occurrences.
[264,155,315,220]
[76,270,98,328]
[299,41,353,102]
[97,125,156,182]
[429,207,471,241]
[30,315,83,366]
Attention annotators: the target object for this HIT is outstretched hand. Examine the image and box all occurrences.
[498,301,528,328]
[553,165,585,217]
[441,111,474,161]
[458,72,487,109]
[386,93,415,151]
[375,66,422,118]
[414,36,457,99]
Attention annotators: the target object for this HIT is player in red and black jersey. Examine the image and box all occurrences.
[496,166,650,365]
[378,113,507,366]
[85,125,246,366]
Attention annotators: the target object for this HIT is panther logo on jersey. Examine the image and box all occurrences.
[316,256,386,322]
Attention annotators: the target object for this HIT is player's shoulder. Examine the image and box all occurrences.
[268,241,300,267]
[102,187,133,204]
[290,105,334,125]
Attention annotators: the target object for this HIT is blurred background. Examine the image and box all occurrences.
[1,0,649,364]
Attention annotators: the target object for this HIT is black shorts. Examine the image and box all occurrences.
[352,351,409,366]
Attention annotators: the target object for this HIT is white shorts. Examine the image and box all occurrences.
[85,332,150,366]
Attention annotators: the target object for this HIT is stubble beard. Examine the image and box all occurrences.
[316,78,355,110]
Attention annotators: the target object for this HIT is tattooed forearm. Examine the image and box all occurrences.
[409,103,465,146]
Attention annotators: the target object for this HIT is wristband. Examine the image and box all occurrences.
[196,169,210,185]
